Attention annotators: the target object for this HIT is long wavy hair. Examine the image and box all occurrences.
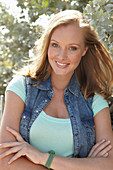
[21,10,113,99]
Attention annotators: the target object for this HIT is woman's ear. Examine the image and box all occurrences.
[82,46,88,56]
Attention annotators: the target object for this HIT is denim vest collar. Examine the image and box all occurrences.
[33,73,80,97]
[66,73,80,97]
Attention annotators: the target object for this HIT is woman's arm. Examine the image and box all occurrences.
[0,91,48,170]
[1,91,113,170]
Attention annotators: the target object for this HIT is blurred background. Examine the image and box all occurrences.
[0,0,113,123]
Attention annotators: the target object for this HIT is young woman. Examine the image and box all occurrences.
[0,10,113,170]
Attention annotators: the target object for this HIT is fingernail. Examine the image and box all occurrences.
[102,139,105,142]
[104,153,108,157]
[6,126,9,129]
[109,145,112,148]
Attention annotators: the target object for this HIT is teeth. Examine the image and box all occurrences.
[57,62,67,66]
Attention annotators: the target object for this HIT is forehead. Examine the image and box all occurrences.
[50,23,84,44]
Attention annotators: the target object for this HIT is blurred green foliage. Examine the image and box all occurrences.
[0,0,113,97]
[84,0,113,57]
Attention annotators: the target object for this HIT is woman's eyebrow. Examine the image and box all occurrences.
[51,39,80,47]
[50,39,58,43]
[69,43,81,47]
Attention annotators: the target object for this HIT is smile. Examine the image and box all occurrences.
[57,62,67,66]
[56,61,69,67]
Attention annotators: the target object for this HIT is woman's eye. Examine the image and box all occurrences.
[52,43,59,48]
[69,47,77,51]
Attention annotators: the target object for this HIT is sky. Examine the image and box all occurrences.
[0,0,30,22]
[0,0,49,28]
[0,0,17,8]
[0,0,21,17]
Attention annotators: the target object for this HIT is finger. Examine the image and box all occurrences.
[89,140,111,157]
[92,140,111,157]
[8,149,25,164]
[0,146,22,159]
[88,139,106,157]
[0,142,23,148]
[103,152,109,157]
[97,145,112,157]
[6,127,23,142]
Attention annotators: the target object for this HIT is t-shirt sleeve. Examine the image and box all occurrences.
[92,93,109,117]
[6,76,26,103]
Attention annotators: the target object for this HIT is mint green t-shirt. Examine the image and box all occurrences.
[6,76,109,157]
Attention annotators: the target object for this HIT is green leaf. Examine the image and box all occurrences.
[35,4,42,8]
[42,0,49,8]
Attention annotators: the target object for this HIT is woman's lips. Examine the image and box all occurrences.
[55,61,70,68]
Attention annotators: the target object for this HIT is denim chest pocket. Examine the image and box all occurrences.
[83,121,95,144]
[80,118,95,156]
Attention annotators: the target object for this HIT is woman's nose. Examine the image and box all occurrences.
[58,48,67,59]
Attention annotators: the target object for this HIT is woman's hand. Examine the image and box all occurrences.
[88,139,112,158]
[0,127,46,165]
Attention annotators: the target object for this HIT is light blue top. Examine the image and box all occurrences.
[30,110,74,157]
[6,76,109,157]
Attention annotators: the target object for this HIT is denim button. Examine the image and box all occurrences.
[45,99,47,103]
[23,116,26,119]
[71,115,74,118]
[67,101,69,105]
[75,133,78,136]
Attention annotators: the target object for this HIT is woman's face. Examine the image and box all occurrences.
[48,23,88,79]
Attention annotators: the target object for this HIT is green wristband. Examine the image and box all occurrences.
[44,150,55,169]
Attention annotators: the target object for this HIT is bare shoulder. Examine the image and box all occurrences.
[0,90,25,143]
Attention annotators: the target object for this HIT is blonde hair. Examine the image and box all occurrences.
[21,10,113,99]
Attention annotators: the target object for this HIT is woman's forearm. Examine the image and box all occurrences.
[0,154,48,170]
[1,154,113,170]
[50,155,113,170]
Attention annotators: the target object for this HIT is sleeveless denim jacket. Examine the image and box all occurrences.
[20,74,95,158]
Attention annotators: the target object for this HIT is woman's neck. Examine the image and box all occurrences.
[51,72,73,91]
